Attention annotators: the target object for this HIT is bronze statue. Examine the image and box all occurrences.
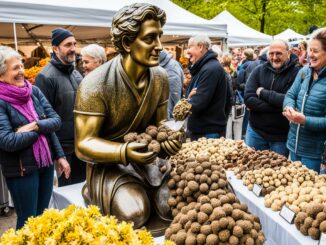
[74,3,181,235]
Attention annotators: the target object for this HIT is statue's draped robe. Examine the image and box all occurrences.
[74,55,170,215]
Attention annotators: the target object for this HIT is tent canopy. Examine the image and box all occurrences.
[211,10,272,47]
[274,28,305,41]
[0,0,227,46]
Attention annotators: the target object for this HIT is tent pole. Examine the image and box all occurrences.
[13,22,18,51]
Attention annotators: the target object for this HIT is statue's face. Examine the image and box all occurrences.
[129,19,163,67]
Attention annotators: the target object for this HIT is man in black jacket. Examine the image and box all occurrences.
[35,28,85,186]
[186,35,229,141]
[244,40,300,156]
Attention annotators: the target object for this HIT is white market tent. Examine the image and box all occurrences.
[0,0,227,47]
[274,28,305,41]
[211,10,272,47]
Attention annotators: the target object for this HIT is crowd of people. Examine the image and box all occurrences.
[0,9,325,230]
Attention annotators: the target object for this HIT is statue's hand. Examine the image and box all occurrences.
[160,139,182,156]
[126,142,157,165]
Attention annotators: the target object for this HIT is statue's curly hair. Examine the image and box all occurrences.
[111,3,166,54]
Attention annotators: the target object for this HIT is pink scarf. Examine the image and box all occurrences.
[0,80,52,167]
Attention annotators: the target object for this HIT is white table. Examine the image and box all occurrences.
[49,174,318,245]
[49,182,87,210]
[226,171,318,245]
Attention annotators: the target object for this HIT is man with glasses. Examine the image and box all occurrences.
[244,40,300,156]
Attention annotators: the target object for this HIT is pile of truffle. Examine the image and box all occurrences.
[123,125,182,153]
[264,172,325,212]
[170,138,247,168]
[294,203,326,240]
[242,162,317,195]
[166,153,265,244]
[233,149,291,179]
[172,98,192,121]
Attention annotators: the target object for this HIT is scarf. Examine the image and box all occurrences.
[0,80,52,167]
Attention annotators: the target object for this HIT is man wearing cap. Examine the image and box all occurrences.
[35,28,85,186]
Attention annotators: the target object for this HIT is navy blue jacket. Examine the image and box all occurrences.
[245,55,300,141]
[0,86,64,178]
[186,50,228,134]
[237,59,255,94]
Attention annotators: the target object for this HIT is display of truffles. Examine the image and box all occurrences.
[243,162,318,195]
[172,98,192,121]
[170,137,247,168]
[264,172,325,213]
[165,137,325,243]
[233,149,291,179]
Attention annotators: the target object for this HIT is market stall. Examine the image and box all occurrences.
[0,0,227,47]
[211,10,272,47]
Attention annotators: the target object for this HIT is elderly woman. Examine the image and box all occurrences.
[283,27,326,173]
[0,46,70,229]
[80,44,107,75]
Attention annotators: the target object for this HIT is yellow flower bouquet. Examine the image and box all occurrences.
[0,205,175,245]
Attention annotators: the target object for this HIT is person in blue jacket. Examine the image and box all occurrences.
[0,46,70,229]
[283,27,326,173]
[159,49,183,120]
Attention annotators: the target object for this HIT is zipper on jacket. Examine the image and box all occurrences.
[19,159,25,177]
[270,74,275,90]
[295,92,308,153]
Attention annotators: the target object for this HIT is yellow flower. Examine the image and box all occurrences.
[137,229,154,245]
[0,205,175,245]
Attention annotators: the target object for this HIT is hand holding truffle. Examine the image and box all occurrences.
[125,142,157,165]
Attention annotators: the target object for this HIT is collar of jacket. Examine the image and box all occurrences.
[189,50,217,76]
[50,52,75,74]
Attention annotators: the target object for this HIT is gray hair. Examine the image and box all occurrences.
[310,27,326,52]
[190,35,212,50]
[80,44,107,64]
[0,46,22,76]
[269,39,290,51]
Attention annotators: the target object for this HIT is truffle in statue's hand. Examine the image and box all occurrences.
[172,98,192,121]
[161,139,182,156]
[126,142,157,165]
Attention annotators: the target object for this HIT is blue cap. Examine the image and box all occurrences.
[51,28,73,46]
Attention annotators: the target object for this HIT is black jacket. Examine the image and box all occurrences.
[0,86,64,178]
[244,54,300,141]
[35,54,83,153]
[186,50,228,134]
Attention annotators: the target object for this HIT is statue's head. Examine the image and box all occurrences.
[111,3,166,59]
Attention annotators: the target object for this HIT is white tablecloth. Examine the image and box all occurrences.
[49,182,87,209]
[49,174,318,245]
[226,171,317,245]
